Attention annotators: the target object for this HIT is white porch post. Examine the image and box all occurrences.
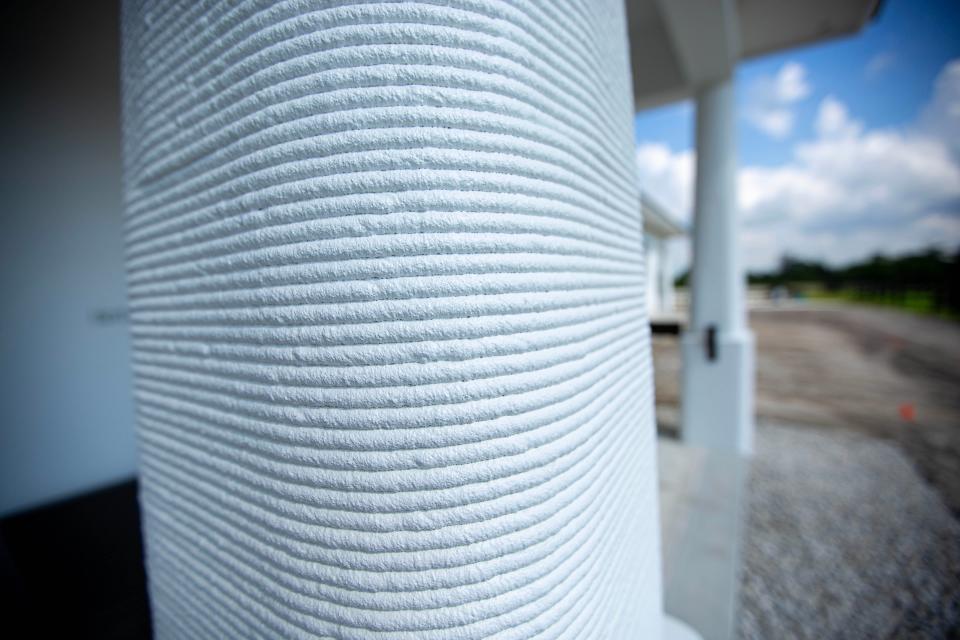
[647,235,662,315]
[659,238,675,314]
[680,75,755,455]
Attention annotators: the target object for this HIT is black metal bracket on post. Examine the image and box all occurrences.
[705,325,717,362]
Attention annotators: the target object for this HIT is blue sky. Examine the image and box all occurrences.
[634,0,960,272]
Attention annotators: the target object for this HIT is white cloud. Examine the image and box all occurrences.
[741,94,960,267]
[745,62,812,139]
[772,63,812,102]
[634,143,695,222]
[815,96,862,138]
[865,51,896,78]
[636,59,960,271]
[919,59,960,159]
[749,109,794,139]
[917,212,960,236]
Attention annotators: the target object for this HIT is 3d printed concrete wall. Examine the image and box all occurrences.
[121,1,661,636]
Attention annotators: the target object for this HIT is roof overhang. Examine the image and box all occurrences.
[641,192,687,238]
[627,0,881,110]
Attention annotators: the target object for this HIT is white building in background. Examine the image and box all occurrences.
[642,193,685,321]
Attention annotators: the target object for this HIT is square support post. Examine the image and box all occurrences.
[681,75,755,456]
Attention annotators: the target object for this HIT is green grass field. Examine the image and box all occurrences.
[805,287,958,320]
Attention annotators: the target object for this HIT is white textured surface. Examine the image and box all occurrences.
[121,1,660,637]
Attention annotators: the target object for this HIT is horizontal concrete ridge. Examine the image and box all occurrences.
[121,1,661,638]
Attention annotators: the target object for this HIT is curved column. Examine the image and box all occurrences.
[121,1,662,637]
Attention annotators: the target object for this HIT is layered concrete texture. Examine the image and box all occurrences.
[121,1,661,638]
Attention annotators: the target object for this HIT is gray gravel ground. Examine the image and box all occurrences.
[738,422,960,640]
[655,305,960,516]
[654,305,960,637]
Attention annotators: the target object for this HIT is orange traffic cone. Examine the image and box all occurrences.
[898,403,916,422]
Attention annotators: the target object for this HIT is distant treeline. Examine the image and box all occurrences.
[747,247,960,316]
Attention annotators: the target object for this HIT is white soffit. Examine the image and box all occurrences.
[656,0,740,89]
[626,0,691,110]
[738,0,882,60]
[627,0,880,109]
[641,193,687,238]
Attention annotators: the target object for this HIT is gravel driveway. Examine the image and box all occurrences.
[652,304,960,639]
[739,422,960,639]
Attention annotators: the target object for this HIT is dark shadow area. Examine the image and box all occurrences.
[0,481,151,639]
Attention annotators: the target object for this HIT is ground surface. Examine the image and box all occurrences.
[738,423,960,639]
[652,304,960,639]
